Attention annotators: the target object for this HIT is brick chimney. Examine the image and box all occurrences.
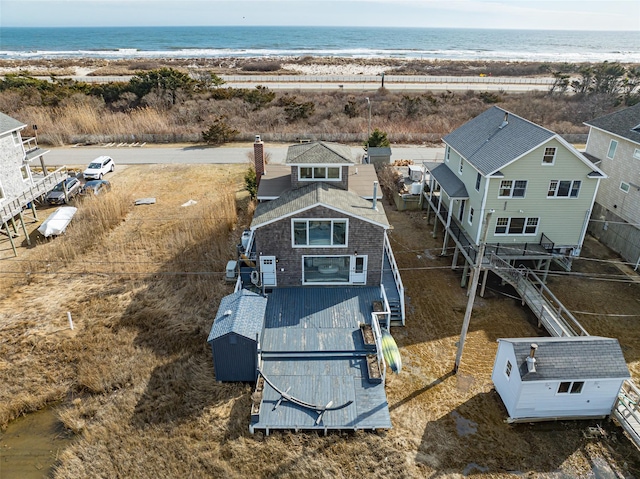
[254,135,265,185]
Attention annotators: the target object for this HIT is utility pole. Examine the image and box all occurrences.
[453,209,494,373]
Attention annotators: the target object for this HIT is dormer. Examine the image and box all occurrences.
[286,141,354,191]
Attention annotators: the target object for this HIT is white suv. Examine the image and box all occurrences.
[83,156,115,180]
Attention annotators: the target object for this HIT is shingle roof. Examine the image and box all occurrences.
[424,162,468,199]
[584,102,640,145]
[251,182,389,229]
[500,337,630,382]
[443,106,555,176]
[207,290,267,342]
[286,141,354,164]
[0,112,26,135]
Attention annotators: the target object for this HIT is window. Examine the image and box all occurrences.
[292,219,347,247]
[468,207,474,225]
[620,182,630,193]
[458,158,464,175]
[0,181,4,200]
[607,140,618,159]
[11,131,20,145]
[634,148,640,160]
[299,166,341,181]
[475,172,481,192]
[303,255,351,284]
[547,180,581,198]
[495,217,539,235]
[498,179,527,198]
[557,381,584,394]
[20,165,30,181]
[505,360,512,378]
[542,147,556,165]
[445,147,450,162]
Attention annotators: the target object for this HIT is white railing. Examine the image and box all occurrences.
[383,233,405,324]
[379,284,391,330]
[615,380,640,447]
[22,137,39,154]
[370,313,386,383]
[1,167,68,224]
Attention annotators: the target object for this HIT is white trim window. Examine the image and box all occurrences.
[0,181,5,200]
[468,207,474,225]
[292,219,347,247]
[298,166,341,182]
[633,148,640,160]
[542,147,556,165]
[20,164,30,182]
[11,131,20,146]
[495,217,539,235]
[620,182,630,193]
[475,172,481,192]
[547,180,581,198]
[607,139,618,159]
[458,158,464,175]
[557,381,584,394]
[498,179,527,198]
[445,147,450,163]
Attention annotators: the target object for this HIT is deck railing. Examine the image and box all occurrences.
[370,312,386,383]
[383,234,405,323]
[1,167,68,224]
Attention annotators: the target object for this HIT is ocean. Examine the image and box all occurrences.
[1,26,639,63]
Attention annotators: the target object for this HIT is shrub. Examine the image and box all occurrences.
[244,166,257,199]
[202,116,239,145]
[240,61,282,72]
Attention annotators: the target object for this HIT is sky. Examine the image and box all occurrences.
[1,0,638,30]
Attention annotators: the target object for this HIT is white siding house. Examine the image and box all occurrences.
[492,337,629,423]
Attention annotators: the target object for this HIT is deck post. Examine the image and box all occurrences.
[10,216,18,234]
[451,245,459,270]
[461,260,469,287]
[479,268,489,297]
[3,221,17,257]
[30,201,38,221]
[18,212,30,246]
[432,211,438,238]
[542,259,551,283]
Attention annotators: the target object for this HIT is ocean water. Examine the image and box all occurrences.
[0,26,639,63]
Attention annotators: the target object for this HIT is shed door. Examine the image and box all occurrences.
[260,256,277,286]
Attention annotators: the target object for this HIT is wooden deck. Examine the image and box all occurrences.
[487,253,640,450]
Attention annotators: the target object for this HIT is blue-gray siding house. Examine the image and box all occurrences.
[207,290,267,382]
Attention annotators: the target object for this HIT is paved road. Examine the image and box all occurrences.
[45,145,446,167]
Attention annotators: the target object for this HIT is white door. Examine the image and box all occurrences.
[259,256,277,286]
[350,255,367,284]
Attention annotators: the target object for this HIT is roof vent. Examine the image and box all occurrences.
[224,309,233,316]
[526,343,538,373]
[499,112,509,129]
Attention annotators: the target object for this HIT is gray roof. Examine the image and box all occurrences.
[584,102,640,145]
[443,106,555,176]
[207,290,267,342]
[500,337,630,382]
[424,162,469,199]
[286,141,354,164]
[251,182,389,229]
[0,112,26,135]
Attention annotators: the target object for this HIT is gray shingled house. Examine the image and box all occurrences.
[492,337,630,423]
[583,103,640,267]
[207,289,267,382]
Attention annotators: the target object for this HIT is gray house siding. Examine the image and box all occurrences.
[211,333,257,382]
[0,129,28,202]
[253,205,385,287]
[290,165,350,191]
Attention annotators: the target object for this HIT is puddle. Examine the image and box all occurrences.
[451,410,478,437]
[0,407,73,479]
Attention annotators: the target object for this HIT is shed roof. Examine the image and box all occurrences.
[424,161,469,199]
[286,141,354,165]
[584,102,640,145]
[251,182,389,229]
[207,290,267,342]
[499,337,630,382]
[443,106,555,176]
[0,112,26,135]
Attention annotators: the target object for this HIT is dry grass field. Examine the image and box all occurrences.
[0,164,639,478]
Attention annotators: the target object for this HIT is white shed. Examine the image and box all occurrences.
[492,336,630,423]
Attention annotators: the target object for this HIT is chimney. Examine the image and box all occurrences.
[499,112,509,129]
[254,135,265,185]
[526,343,538,373]
[372,181,378,210]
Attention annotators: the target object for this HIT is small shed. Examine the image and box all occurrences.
[207,290,267,382]
[366,147,392,167]
[492,336,630,423]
